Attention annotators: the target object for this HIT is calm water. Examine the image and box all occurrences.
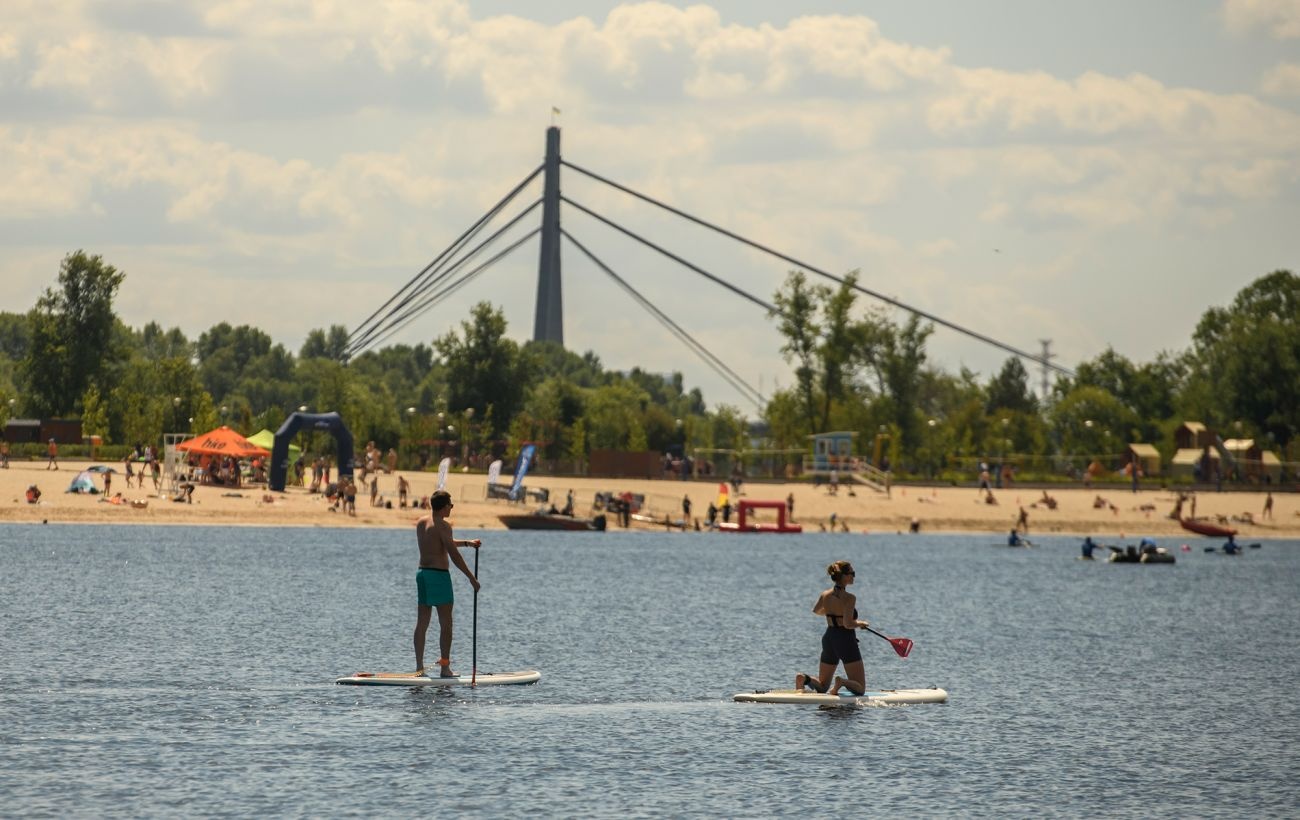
[2,524,1297,817]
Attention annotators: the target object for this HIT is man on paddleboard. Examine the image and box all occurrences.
[414,490,480,677]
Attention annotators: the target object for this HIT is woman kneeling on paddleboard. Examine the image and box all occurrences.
[796,560,870,696]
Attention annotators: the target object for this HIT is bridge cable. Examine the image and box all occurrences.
[562,159,1074,378]
[563,230,766,409]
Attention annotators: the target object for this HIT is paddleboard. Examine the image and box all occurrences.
[734,686,948,706]
[336,669,541,687]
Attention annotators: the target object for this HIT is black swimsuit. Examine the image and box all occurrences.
[819,588,862,665]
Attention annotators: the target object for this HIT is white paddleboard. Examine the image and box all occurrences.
[336,669,541,687]
[734,687,948,706]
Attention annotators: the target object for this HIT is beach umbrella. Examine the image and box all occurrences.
[176,426,270,458]
[85,465,117,474]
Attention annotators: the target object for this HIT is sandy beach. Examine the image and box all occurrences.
[1,458,1295,540]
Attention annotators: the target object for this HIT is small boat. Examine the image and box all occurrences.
[1179,517,1237,538]
[498,512,606,531]
[1108,545,1176,564]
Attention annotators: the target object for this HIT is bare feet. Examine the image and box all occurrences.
[829,676,865,696]
[439,666,458,678]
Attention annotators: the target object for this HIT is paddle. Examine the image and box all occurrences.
[861,625,913,658]
[471,546,479,688]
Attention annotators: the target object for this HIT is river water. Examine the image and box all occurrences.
[2,524,1297,817]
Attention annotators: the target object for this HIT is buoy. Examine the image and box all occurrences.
[1180,544,1190,551]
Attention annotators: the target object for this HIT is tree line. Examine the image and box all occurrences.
[0,250,1295,477]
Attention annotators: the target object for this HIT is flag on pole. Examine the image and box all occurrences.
[509,444,536,501]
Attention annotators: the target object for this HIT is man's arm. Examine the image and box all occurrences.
[441,528,480,591]
[446,543,479,592]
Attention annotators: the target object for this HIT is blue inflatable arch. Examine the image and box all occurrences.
[270,411,355,491]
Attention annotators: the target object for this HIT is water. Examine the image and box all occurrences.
[2,525,1297,817]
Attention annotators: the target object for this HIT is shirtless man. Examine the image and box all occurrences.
[414,490,480,676]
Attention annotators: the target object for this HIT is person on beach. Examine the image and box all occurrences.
[1263,492,1273,520]
[397,474,410,508]
[46,438,58,470]
[413,490,480,677]
[795,560,871,696]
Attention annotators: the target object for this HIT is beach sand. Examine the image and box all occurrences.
[1,458,1294,540]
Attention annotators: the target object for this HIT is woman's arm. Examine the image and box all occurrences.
[812,589,828,615]
[844,592,870,629]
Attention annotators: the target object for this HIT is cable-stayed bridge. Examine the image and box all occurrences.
[345,127,1072,409]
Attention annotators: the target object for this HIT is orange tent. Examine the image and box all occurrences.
[176,426,270,458]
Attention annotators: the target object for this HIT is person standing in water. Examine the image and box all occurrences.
[413,490,480,676]
[795,560,871,696]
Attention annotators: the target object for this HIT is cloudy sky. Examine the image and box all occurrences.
[3,0,1298,409]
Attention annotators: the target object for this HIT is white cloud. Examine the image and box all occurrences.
[1262,61,1300,95]
[0,1,1298,400]
[1222,0,1300,38]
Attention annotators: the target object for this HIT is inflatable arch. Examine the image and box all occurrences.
[270,411,355,491]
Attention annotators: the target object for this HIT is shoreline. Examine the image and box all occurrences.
[1,460,1295,539]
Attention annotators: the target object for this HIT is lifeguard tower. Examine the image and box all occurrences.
[804,431,888,493]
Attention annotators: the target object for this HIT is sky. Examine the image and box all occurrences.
[2,0,1299,411]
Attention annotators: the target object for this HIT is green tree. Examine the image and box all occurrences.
[772,271,823,434]
[1186,270,1300,443]
[135,321,192,361]
[80,385,110,444]
[435,303,535,439]
[301,325,351,360]
[986,357,1039,415]
[1050,385,1139,458]
[864,311,933,454]
[21,251,126,416]
[0,311,30,359]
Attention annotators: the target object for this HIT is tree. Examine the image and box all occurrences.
[0,312,30,359]
[772,271,823,434]
[863,311,933,453]
[434,303,535,439]
[1050,386,1139,458]
[135,322,191,361]
[21,251,125,416]
[1187,270,1300,444]
[986,357,1038,415]
[301,325,351,360]
[196,323,278,404]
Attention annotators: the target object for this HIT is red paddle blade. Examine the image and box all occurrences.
[890,637,913,658]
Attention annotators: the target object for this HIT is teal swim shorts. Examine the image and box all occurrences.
[416,567,454,607]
